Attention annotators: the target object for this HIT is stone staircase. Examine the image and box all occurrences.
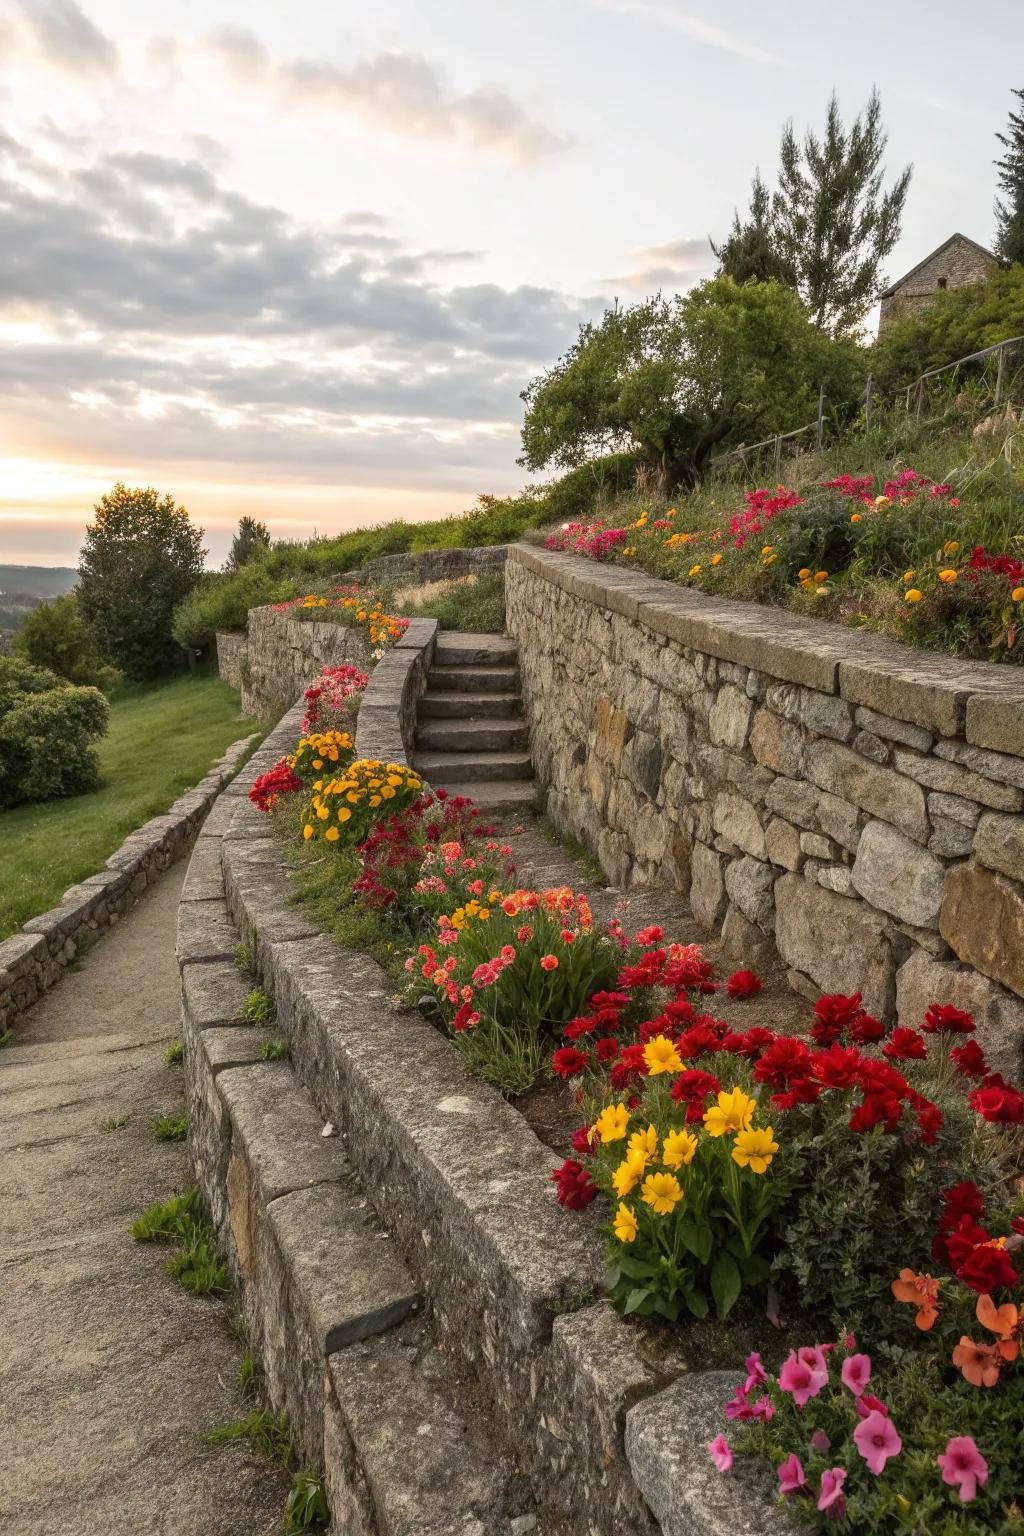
[412,632,538,810]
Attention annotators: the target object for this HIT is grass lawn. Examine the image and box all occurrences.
[0,671,260,939]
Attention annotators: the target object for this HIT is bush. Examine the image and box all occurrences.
[15,593,120,690]
[171,564,297,651]
[0,657,109,807]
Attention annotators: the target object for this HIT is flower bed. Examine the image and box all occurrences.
[252,668,1023,1534]
[543,469,1024,664]
[269,583,408,656]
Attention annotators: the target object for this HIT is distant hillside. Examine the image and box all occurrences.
[0,565,77,634]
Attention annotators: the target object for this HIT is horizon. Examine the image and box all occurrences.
[1,0,1022,568]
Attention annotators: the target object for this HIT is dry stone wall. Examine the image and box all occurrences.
[237,607,373,720]
[506,543,1024,1078]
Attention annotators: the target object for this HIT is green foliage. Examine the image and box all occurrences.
[995,86,1024,265]
[150,1112,188,1142]
[237,1351,262,1401]
[260,1038,290,1062]
[171,563,297,651]
[227,516,272,572]
[131,1187,203,1242]
[519,281,864,488]
[235,941,252,973]
[283,1470,330,1534]
[241,987,274,1024]
[204,1409,291,1463]
[165,1039,184,1066]
[714,172,796,287]
[0,1028,15,1048]
[131,1186,229,1295]
[871,265,1024,393]
[15,593,118,689]
[0,655,109,809]
[78,482,205,679]
[399,570,507,633]
[100,1114,129,1132]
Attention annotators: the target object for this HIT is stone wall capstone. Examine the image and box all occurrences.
[505,542,1024,1078]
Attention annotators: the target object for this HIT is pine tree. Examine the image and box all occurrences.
[227,516,271,571]
[771,89,912,336]
[995,87,1024,265]
[712,173,795,286]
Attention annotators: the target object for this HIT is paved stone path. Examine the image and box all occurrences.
[0,862,288,1536]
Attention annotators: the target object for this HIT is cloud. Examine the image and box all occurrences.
[9,0,117,75]
[203,29,566,163]
[585,0,780,65]
[604,235,715,292]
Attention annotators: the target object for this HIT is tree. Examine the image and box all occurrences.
[15,592,113,688]
[78,483,205,680]
[995,87,1024,265]
[713,173,796,286]
[227,516,271,571]
[520,278,864,488]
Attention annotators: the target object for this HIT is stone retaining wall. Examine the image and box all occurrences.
[179,632,785,1536]
[0,734,256,1035]
[215,630,247,690]
[239,607,374,720]
[506,542,1024,1078]
[358,541,508,588]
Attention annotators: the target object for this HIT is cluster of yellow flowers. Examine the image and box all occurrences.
[289,729,355,782]
[444,891,503,930]
[592,1076,779,1246]
[797,567,830,595]
[301,758,422,844]
[337,593,407,649]
[298,594,329,609]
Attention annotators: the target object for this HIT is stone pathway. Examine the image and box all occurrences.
[0,862,288,1536]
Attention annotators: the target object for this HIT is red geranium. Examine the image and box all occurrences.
[883,1028,927,1061]
[249,757,303,812]
[956,1243,1020,1295]
[726,969,762,999]
[922,1003,975,1035]
[950,1040,988,1079]
[812,992,865,1045]
[552,1047,590,1080]
[551,1158,598,1210]
[968,1074,1024,1125]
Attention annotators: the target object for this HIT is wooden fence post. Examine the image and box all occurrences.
[995,345,1006,409]
[815,388,825,450]
[865,374,874,431]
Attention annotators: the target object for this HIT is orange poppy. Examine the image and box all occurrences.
[976,1293,1020,1362]
[952,1336,1002,1388]
[891,1268,940,1330]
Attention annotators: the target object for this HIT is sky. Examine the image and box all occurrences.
[1,0,1021,567]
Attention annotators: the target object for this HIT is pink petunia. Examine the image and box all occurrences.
[743,1351,769,1393]
[708,1434,733,1472]
[778,1350,829,1408]
[841,1353,872,1396]
[937,1436,988,1504]
[817,1468,847,1512]
[853,1410,902,1475]
[777,1454,806,1495]
[810,1429,831,1454]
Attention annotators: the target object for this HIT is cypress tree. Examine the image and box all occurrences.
[995,87,1024,265]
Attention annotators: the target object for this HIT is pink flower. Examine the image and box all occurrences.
[708,1434,732,1472]
[779,1350,828,1408]
[817,1468,847,1513]
[937,1436,988,1504]
[743,1351,769,1392]
[853,1410,902,1475]
[798,1345,830,1378]
[777,1454,806,1495]
[841,1353,872,1396]
[855,1393,889,1419]
[810,1429,831,1454]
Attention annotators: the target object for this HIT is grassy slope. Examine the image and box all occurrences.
[0,672,258,938]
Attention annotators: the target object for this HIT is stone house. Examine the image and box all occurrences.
[878,232,1001,332]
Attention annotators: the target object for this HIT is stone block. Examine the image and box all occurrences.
[721,904,776,967]
[176,899,240,967]
[891,748,1023,812]
[198,1027,265,1075]
[973,811,1024,881]
[805,740,928,842]
[218,1062,348,1205]
[895,948,1024,1080]
[775,873,895,1017]
[764,817,803,872]
[853,729,890,764]
[182,958,250,1028]
[854,705,934,752]
[708,684,754,750]
[851,819,947,929]
[838,646,997,736]
[764,775,819,831]
[799,831,836,860]
[966,688,1024,756]
[688,842,726,931]
[749,708,803,776]
[799,689,853,742]
[711,792,766,860]
[940,861,1024,999]
[724,856,774,931]
[817,865,853,895]
[594,695,631,767]
[625,1372,793,1536]
[928,819,975,859]
[179,838,226,903]
[934,736,1024,790]
[929,791,981,827]
[815,791,861,852]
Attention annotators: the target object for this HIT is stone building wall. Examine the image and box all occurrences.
[506,543,1024,1076]
[878,234,1000,331]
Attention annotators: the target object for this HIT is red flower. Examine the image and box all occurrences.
[552,1047,590,1079]
[670,1068,721,1123]
[883,1028,927,1061]
[726,969,763,999]
[942,1182,985,1223]
[922,1003,975,1035]
[956,1244,1020,1295]
[1012,1217,1024,1237]
[913,1099,944,1145]
[968,1075,1024,1125]
[570,1125,593,1154]
[754,1036,813,1089]
[811,1044,863,1090]
[850,1012,885,1045]
[617,950,667,989]
[950,1041,988,1079]
[772,1079,822,1111]
[941,1217,992,1270]
[811,992,864,1045]
[633,925,664,945]
[849,1092,903,1134]
[589,991,630,1010]
[595,1037,620,1063]
[663,997,697,1026]
[564,1015,598,1040]
[610,1043,648,1091]
[551,1158,598,1211]
[677,1023,723,1057]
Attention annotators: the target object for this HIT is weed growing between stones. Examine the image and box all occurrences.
[150,1111,188,1141]
[282,1469,330,1534]
[234,941,252,973]
[260,1038,290,1061]
[237,1350,262,1401]
[0,1028,13,1048]
[204,1409,291,1462]
[538,816,605,887]
[242,987,274,1024]
[100,1114,129,1133]
[164,1039,183,1066]
[131,1187,230,1296]
[67,933,95,972]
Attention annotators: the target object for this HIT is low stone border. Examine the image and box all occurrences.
[0,734,258,1036]
[177,631,788,1536]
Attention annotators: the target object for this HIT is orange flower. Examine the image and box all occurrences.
[952,1336,1002,1388]
[977,1293,1020,1362]
[891,1268,940,1330]
[540,954,559,972]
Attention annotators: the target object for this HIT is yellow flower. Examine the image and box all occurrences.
[761,545,775,555]
[850,513,862,523]
[642,1034,683,1075]
[628,1123,659,1163]
[875,495,891,507]
[815,586,829,596]
[937,569,958,583]
[688,564,702,577]
[797,568,811,580]
[324,826,340,842]
[641,1171,683,1216]
[612,1151,647,1198]
[763,554,777,566]
[303,824,313,840]
[703,1088,757,1138]
[732,1126,779,1174]
[711,553,723,566]
[903,570,916,583]
[1013,587,1024,602]
[613,1203,639,1243]
[662,1128,698,1170]
[943,540,960,555]
[815,570,828,583]
[594,1102,630,1143]
[904,588,923,604]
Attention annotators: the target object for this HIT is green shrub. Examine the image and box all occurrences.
[172,563,297,651]
[15,593,120,690]
[0,657,109,808]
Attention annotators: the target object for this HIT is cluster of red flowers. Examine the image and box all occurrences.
[729,486,803,548]
[933,1182,1023,1295]
[822,469,958,507]
[544,522,630,560]
[967,545,1024,588]
[351,789,496,909]
[249,757,303,812]
[301,663,370,730]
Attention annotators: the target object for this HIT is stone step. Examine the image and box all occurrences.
[427,665,520,694]
[325,1320,535,1536]
[432,632,518,668]
[413,750,534,784]
[418,690,523,719]
[423,779,540,812]
[415,717,529,753]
